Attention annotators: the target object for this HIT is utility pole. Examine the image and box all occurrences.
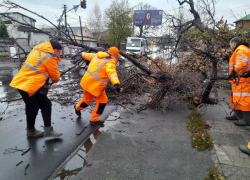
[64,4,67,33]
[139,25,143,37]
[79,16,84,43]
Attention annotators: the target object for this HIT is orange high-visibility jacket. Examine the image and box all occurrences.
[229,44,250,111]
[80,51,120,97]
[10,42,61,97]
[229,44,250,82]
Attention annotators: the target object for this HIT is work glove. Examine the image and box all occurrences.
[114,84,121,93]
[228,70,236,80]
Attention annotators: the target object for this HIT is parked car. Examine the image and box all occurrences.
[71,48,81,57]
[70,49,84,66]
[70,47,125,67]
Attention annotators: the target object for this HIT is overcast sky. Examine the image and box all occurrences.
[1,0,250,28]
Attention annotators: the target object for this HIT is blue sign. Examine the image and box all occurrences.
[134,10,163,26]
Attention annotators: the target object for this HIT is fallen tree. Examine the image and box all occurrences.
[2,0,249,112]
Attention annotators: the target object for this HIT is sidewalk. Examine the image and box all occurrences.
[202,91,250,180]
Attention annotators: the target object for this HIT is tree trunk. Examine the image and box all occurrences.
[202,59,217,102]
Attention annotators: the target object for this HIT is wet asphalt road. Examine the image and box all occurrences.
[0,59,119,180]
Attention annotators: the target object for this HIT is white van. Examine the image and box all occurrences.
[126,37,149,56]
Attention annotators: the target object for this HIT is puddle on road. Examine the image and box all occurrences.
[0,66,20,101]
[53,132,99,180]
[53,110,121,180]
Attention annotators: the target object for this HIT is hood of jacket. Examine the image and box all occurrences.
[36,42,61,60]
[96,51,111,59]
[234,42,249,52]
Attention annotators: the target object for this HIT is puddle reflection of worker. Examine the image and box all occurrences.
[83,129,102,154]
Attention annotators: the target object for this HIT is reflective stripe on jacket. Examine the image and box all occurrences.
[230,81,250,111]
[80,51,120,97]
[229,44,250,82]
[10,42,61,96]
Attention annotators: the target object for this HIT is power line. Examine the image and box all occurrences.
[217,4,250,11]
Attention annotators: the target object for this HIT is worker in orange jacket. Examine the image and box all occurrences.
[10,41,63,137]
[228,37,250,131]
[74,47,121,125]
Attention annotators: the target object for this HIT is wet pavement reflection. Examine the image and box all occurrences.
[53,110,121,180]
[0,66,21,101]
[54,129,101,180]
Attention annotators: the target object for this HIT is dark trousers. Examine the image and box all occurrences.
[18,89,52,129]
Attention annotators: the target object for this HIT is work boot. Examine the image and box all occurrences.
[234,119,246,126]
[225,113,238,120]
[44,126,63,137]
[238,145,250,156]
[90,120,104,125]
[74,105,81,117]
[26,128,44,137]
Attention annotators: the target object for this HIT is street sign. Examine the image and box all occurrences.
[73,5,79,12]
[57,18,64,22]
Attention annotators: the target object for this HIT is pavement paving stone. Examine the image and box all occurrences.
[231,156,246,163]
[218,155,231,162]
[233,161,250,168]
[227,175,248,180]
[217,151,227,156]
[207,121,239,133]
[210,132,247,146]
[224,146,241,157]
[221,164,243,177]
[220,160,234,165]
[240,152,250,159]
[240,167,250,177]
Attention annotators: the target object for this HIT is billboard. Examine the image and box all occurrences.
[134,10,163,26]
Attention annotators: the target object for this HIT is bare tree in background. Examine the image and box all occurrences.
[87,3,103,46]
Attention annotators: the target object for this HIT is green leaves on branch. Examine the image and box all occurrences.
[0,19,9,38]
[104,0,133,47]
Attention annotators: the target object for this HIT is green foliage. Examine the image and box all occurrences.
[0,19,9,38]
[186,107,213,151]
[104,0,133,46]
[186,112,207,133]
[204,167,224,180]
[187,103,196,110]
[191,132,213,151]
